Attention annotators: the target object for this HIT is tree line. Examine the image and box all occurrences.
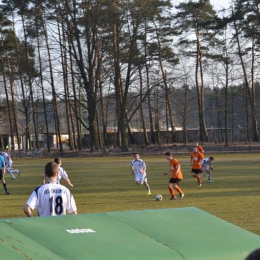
[0,0,259,152]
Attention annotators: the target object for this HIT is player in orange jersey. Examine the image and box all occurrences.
[196,142,205,159]
[164,152,184,200]
[190,146,204,186]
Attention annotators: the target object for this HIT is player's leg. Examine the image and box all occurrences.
[9,168,20,177]
[0,171,10,195]
[191,169,196,178]
[191,169,202,186]
[143,176,151,195]
[6,167,16,179]
[197,171,202,186]
[206,169,213,182]
[173,180,184,198]
[168,180,176,200]
[135,174,143,185]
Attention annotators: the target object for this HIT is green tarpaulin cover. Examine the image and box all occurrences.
[0,207,259,260]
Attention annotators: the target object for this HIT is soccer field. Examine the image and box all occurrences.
[1,153,260,235]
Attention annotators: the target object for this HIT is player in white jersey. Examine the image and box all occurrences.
[42,157,73,187]
[201,157,214,183]
[24,162,77,217]
[131,153,151,195]
[1,148,20,179]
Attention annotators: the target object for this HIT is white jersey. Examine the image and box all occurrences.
[201,158,213,171]
[25,182,77,217]
[42,166,69,184]
[57,166,68,183]
[2,152,12,167]
[131,159,147,183]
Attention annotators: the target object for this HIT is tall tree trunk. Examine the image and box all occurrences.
[233,21,258,141]
[6,56,20,150]
[146,66,156,144]
[35,11,51,152]
[43,20,63,152]
[182,84,188,144]
[67,28,81,150]
[11,12,30,151]
[154,88,161,144]
[112,1,125,149]
[99,79,108,147]
[138,61,149,146]
[1,58,14,149]
[21,15,40,150]
[154,24,175,143]
[224,58,229,147]
[195,26,208,143]
[59,21,73,150]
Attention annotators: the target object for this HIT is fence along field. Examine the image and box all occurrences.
[1,153,259,235]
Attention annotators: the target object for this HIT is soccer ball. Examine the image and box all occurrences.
[155,194,162,201]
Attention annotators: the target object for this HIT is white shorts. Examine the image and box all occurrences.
[202,165,211,172]
[135,174,147,184]
[8,160,13,168]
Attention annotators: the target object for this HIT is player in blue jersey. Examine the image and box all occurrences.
[1,148,20,179]
[0,154,9,195]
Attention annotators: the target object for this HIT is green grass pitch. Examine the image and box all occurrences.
[1,153,259,235]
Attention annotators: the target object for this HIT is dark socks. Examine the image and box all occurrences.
[3,183,7,192]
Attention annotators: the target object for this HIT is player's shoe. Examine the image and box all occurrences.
[170,196,177,200]
[199,183,202,187]
[6,191,10,195]
[147,192,151,195]
[208,180,213,183]
[180,193,185,199]
[12,177,16,180]
[18,171,20,177]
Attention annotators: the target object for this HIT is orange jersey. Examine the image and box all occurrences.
[169,158,183,179]
[197,146,205,159]
[191,152,203,169]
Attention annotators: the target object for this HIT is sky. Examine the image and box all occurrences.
[0,0,231,11]
[210,0,231,10]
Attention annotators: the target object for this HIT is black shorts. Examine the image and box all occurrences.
[169,178,182,183]
[191,169,202,174]
[0,169,3,180]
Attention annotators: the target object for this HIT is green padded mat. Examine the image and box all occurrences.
[0,207,259,260]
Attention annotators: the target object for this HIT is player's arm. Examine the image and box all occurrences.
[164,167,172,176]
[24,191,38,217]
[140,162,146,174]
[7,147,11,158]
[131,163,134,174]
[42,173,46,184]
[205,166,211,174]
[23,204,33,217]
[65,178,73,187]
[67,192,77,214]
[174,164,180,177]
